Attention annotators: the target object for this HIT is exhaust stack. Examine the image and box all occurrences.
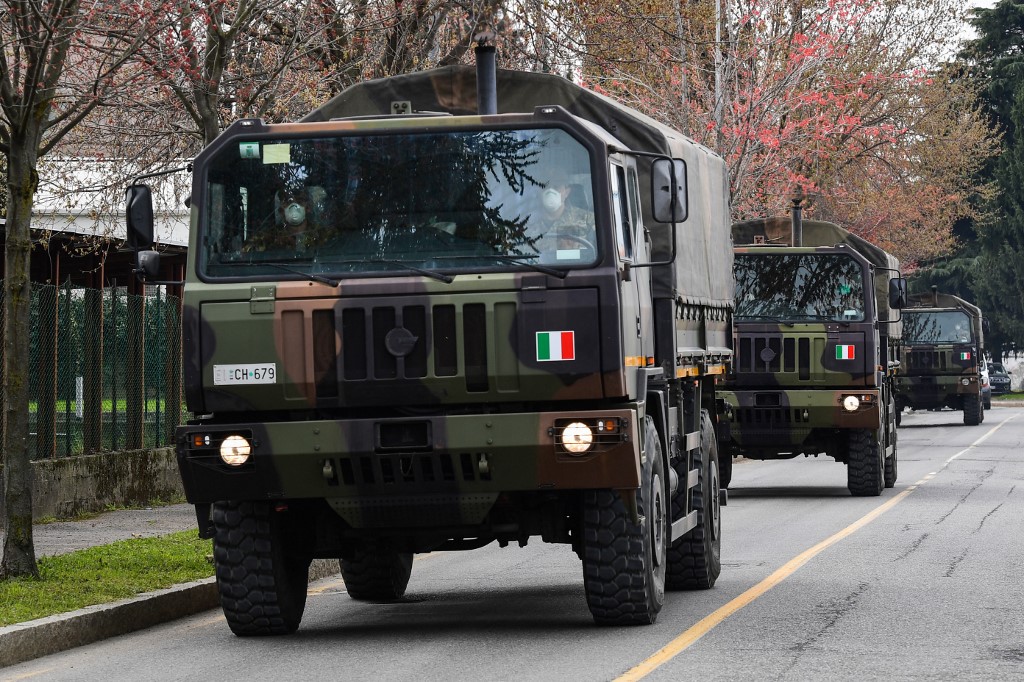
[790,192,805,247]
[474,31,497,115]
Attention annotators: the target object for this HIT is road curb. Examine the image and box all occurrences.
[0,559,340,668]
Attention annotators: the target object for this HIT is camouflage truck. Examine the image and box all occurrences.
[718,216,907,496]
[126,62,734,634]
[895,289,986,425]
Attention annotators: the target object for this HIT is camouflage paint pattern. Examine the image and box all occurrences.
[173,87,733,544]
[896,292,984,412]
[721,219,901,460]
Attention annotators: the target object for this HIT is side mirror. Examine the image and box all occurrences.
[126,184,155,250]
[888,277,908,309]
[651,157,688,223]
[137,250,161,280]
[983,318,991,333]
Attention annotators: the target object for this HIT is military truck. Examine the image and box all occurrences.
[718,214,907,496]
[895,288,986,425]
[126,58,734,634]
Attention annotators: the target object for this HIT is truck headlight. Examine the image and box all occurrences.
[961,378,970,386]
[220,435,252,466]
[842,395,860,412]
[561,422,594,454]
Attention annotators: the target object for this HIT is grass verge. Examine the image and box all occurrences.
[0,531,213,626]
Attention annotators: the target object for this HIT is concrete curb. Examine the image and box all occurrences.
[0,559,340,668]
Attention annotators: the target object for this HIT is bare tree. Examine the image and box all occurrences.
[0,0,165,579]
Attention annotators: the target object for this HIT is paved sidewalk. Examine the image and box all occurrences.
[0,503,198,558]
[0,503,341,668]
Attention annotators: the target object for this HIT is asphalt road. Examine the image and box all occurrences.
[5,406,1023,681]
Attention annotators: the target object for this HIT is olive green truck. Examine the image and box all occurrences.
[895,289,986,425]
[127,63,734,634]
[717,215,907,496]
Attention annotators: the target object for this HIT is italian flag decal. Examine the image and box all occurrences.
[961,352,971,360]
[836,344,856,360]
[537,331,575,361]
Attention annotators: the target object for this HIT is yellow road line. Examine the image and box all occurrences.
[616,413,1018,681]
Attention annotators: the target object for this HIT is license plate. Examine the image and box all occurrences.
[213,363,277,385]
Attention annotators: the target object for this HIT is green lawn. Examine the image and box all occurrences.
[29,399,180,414]
[0,531,214,626]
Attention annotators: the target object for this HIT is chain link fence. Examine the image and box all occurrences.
[1,280,185,458]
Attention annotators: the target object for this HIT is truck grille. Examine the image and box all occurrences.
[736,335,819,380]
[733,407,811,425]
[313,300,498,396]
[904,349,949,371]
[327,451,492,488]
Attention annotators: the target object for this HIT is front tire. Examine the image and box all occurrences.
[964,394,982,425]
[582,416,667,625]
[884,425,898,488]
[213,501,310,636]
[341,547,413,601]
[718,445,733,490]
[666,410,722,590]
[847,429,884,497]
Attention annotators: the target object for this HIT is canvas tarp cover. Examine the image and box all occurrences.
[303,65,733,308]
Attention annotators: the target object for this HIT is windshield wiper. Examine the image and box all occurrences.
[319,258,453,283]
[231,259,340,287]
[432,253,569,279]
[736,315,797,327]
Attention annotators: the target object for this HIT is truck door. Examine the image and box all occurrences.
[612,163,654,391]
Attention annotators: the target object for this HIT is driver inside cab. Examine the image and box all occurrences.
[529,168,594,256]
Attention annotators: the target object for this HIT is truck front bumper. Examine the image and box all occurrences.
[719,388,882,449]
[175,409,641,526]
[895,375,979,409]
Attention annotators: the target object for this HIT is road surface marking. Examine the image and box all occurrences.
[616,413,1018,681]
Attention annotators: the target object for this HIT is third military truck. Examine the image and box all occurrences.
[127,57,734,634]
[718,214,907,496]
[895,289,986,425]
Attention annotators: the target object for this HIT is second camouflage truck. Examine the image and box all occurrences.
[718,215,907,496]
[127,61,734,634]
[895,289,986,425]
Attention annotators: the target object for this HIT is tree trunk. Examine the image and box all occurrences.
[1,137,40,579]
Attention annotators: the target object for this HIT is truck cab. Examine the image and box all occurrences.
[127,66,733,634]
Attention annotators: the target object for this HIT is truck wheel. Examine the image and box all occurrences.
[666,410,722,590]
[213,501,309,636]
[582,416,667,625]
[964,395,982,426]
[718,445,733,490]
[340,547,413,601]
[884,425,898,488]
[847,429,884,497]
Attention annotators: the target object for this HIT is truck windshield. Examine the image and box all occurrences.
[734,253,866,322]
[902,310,973,344]
[199,128,597,279]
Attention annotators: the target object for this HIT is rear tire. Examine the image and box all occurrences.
[582,416,667,625]
[847,429,884,497]
[341,547,413,601]
[213,501,309,636]
[666,410,722,590]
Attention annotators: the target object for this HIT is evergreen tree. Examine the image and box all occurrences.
[975,87,1024,361]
